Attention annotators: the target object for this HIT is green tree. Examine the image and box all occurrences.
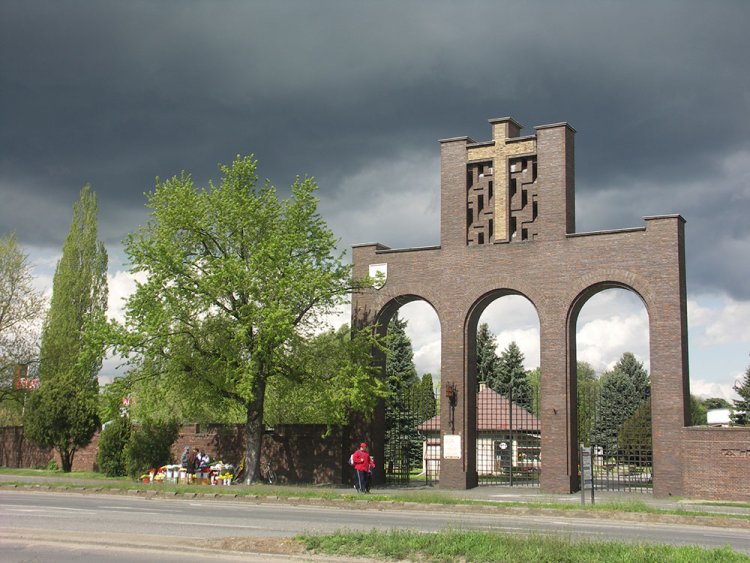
[476,323,499,385]
[526,367,540,416]
[730,362,750,426]
[577,361,601,446]
[124,419,180,479]
[591,371,641,457]
[0,233,45,423]
[384,314,422,475]
[612,352,650,401]
[263,324,386,427]
[410,372,436,423]
[618,398,652,465]
[24,186,108,471]
[491,341,532,411]
[702,397,732,410]
[689,394,708,426]
[109,156,384,483]
[97,415,132,477]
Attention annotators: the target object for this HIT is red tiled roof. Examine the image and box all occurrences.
[417,384,539,432]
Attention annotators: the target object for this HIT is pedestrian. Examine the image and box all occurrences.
[198,449,210,470]
[350,442,372,493]
[180,445,190,467]
[180,445,190,483]
[186,447,198,484]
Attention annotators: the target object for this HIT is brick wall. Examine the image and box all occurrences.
[0,423,350,485]
[0,426,51,468]
[681,426,750,501]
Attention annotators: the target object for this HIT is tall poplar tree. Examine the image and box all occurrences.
[24,186,108,471]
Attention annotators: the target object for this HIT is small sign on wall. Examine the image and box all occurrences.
[443,434,462,459]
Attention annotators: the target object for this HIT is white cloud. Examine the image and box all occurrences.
[688,295,750,346]
[107,270,146,324]
[576,313,650,374]
[495,328,540,371]
[690,378,739,402]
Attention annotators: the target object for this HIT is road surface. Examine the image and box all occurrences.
[1,490,748,561]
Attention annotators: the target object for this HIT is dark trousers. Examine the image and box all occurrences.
[355,469,368,492]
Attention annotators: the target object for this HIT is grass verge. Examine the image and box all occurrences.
[1,468,748,524]
[298,529,750,562]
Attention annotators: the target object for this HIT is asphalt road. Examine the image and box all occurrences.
[2,490,749,561]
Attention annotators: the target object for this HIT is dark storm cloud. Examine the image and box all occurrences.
[1,1,749,296]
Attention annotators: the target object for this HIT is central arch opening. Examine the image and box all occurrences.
[469,292,541,487]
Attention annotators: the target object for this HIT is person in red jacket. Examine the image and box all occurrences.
[351,442,372,493]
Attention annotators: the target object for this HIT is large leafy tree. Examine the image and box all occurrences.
[109,156,383,482]
[702,397,732,410]
[263,324,386,427]
[730,361,750,426]
[491,341,532,411]
[24,186,108,471]
[0,233,45,422]
[689,395,708,426]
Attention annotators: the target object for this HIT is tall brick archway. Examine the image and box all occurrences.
[352,116,689,496]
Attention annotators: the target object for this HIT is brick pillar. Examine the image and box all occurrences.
[539,305,577,493]
[645,216,689,497]
[438,318,477,489]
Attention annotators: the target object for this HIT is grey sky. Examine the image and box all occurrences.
[2,2,750,392]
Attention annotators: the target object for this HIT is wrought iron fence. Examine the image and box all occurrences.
[578,383,653,493]
[384,378,438,487]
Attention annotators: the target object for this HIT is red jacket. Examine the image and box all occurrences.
[351,449,372,472]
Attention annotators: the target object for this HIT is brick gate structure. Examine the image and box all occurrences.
[352,117,690,497]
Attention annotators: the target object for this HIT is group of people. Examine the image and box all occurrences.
[180,445,210,483]
[178,441,376,491]
[350,442,375,493]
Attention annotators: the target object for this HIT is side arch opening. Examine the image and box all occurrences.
[375,297,441,487]
[570,285,652,493]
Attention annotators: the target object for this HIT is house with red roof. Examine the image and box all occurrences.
[418,383,540,479]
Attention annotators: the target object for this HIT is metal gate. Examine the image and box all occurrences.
[477,382,541,487]
[384,377,438,487]
[578,384,652,493]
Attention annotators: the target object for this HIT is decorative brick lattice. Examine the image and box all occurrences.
[508,156,538,241]
[466,161,495,245]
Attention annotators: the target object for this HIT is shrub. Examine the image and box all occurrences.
[41,459,58,471]
[124,420,180,479]
[97,416,132,477]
